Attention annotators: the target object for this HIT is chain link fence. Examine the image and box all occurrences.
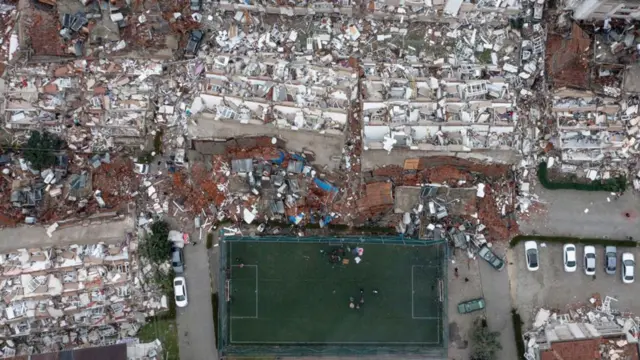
[217,236,448,358]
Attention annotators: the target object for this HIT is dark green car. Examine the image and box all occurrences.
[478,245,505,271]
[458,298,486,314]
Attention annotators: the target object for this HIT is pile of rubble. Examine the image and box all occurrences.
[525,295,640,360]
[535,17,640,188]
[0,150,138,226]
[0,238,168,357]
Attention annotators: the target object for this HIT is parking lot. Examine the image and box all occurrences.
[509,242,640,326]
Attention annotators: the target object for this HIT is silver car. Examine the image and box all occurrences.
[604,246,616,275]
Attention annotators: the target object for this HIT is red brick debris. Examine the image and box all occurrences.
[367,158,518,242]
[25,9,67,57]
[92,158,139,204]
[546,22,591,89]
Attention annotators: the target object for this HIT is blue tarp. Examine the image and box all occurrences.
[289,213,305,225]
[271,151,285,164]
[314,178,338,192]
[291,153,306,163]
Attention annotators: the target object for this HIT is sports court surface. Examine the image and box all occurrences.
[224,240,445,346]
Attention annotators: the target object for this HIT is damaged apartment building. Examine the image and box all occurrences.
[188,55,356,139]
[188,0,545,157]
[0,240,168,357]
[546,20,640,179]
[2,59,161,151]
[361,22,544,153]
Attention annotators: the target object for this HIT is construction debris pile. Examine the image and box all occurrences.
[525,295,640,360]
[0,150,137,226]
[0,239,168,358]
[370,157,518,242]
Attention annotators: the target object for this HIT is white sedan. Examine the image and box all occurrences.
[563,244,577,272]
[134,163,149,175]
[584,245,596,276]
[173,277,188,308]
[524,241,539,271]
[622,253,635,284]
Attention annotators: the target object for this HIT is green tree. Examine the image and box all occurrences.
[23,131,65,170]
[139,221,172,264]
[470,317,502,360]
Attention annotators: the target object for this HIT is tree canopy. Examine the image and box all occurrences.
[23,131,65,170]
[470,318,502,360]
[139,221,172,264]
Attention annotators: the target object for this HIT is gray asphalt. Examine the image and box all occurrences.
[478,256,517,360]
[176,229,217,360]
[510,242,640,326]
[519,186,640,239]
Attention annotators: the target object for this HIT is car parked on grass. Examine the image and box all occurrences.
[171,247,185,274]
[457,298,486,314]
[604,246,617,275]
[563,244,577,272]
[622,252,635,284]
[478,245,505,271]
[584,245,596,276]
[173,276,188,308]
[524,241,539,271]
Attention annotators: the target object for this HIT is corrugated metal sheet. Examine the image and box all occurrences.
[231,158,253,173]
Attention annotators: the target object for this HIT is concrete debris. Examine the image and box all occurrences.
[524,294,640,360]
[0,237,168,357]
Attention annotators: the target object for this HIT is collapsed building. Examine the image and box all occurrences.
[543,17,640,185]
[0,221,167,358]
[189,56,356,139]
[525,296,640,360]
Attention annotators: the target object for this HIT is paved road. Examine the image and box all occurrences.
[176,230,217,360]
[520,186,640,239]
[478,257,517,360]
[510,242,640,326]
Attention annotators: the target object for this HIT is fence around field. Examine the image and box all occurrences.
[217,235,449,358]
[222,234,445,245]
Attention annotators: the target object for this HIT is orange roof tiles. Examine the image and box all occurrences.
[540,339,600,360]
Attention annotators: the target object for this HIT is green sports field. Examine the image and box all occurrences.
[224,241,445,346]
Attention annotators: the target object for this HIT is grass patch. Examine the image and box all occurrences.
[207,233,214,249]
[538,162,627,192]
[510,235,637,248]
[226,241,444,344]
[138,151,154,164]
[511,309,525,360]
[212,293,219,348]
[153,129,164,155]
[138,318,179,360]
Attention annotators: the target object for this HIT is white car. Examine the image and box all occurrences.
[173,277,188,308]
[524,241,539,271]
[563,244,577,272]
[621,253,635,284]
[584,245,596,276]
[134,163,149,175]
